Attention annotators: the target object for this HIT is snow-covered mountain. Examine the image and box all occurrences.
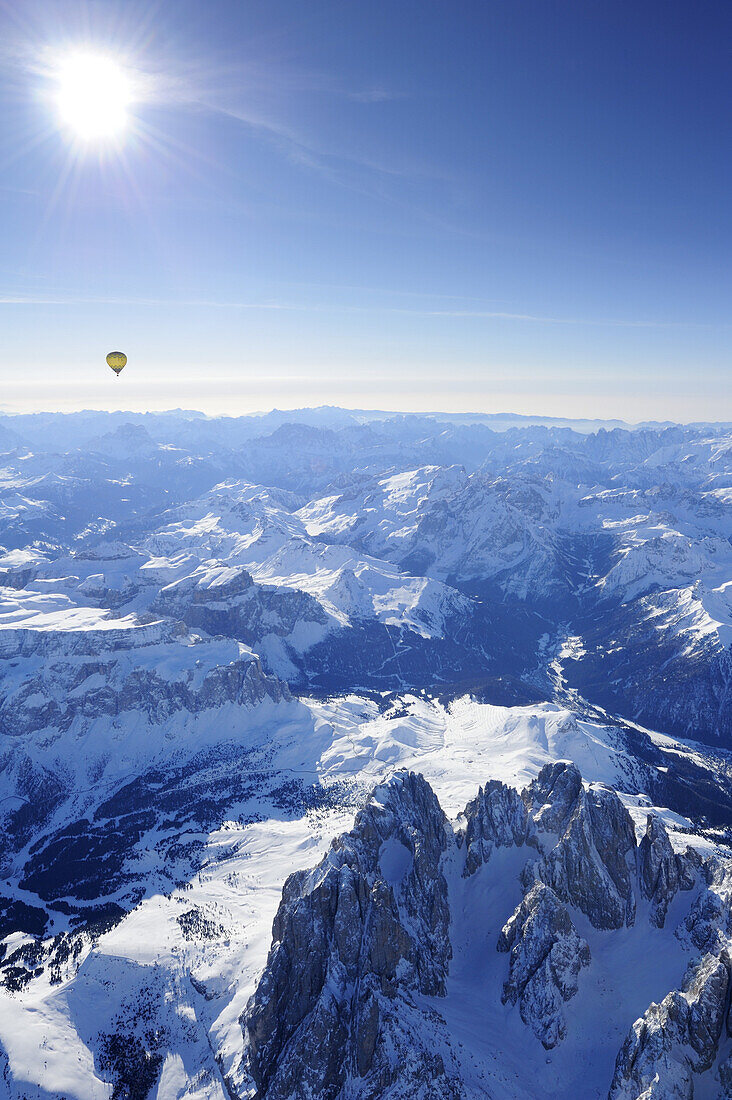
[240,764,732,1099]
[0,408,730,1099]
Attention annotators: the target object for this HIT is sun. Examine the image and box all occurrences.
[55,52,133,142]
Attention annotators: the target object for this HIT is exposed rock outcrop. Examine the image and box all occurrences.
[497,881,590,1048]
[460,778,533,875]
[523,759,583,835]
[241,764,732,1099]
[637,813,692,927]
[0,625,288,737]
[243,770,457,1100]
[152,564,330,651]
[522,764,637,930]
[609,953,730,1100]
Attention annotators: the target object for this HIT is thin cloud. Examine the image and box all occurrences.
[0,292,717,328]
[0,293,298,309]
[204,99,446,184]
[347,85,404,103]
[0,29,450,210]
[385,308,710,328]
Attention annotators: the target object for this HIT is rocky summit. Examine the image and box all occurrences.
[235,765,732,1100]
[238,765,732,1099]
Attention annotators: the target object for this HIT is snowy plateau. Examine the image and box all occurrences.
[0,406,730,1100]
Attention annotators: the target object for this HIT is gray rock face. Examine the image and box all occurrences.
[677,854,732,957]
[240,764,732,1098]
[497,881,590,1048]
[0,622,289,738]
[609,954,730,1100]
[522,764,637,930]
[676,853,697,894]
[242,770,457,1100]
[153,565,329,652]
[637,814,684,927]
[460,779,532,875]
[523,760,583,835]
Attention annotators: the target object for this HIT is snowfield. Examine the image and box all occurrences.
[0,408,730,1099]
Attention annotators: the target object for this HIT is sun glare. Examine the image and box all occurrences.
[55,52,133,142]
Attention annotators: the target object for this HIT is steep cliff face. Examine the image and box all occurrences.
[460,778,533,875]
[637,813,695,928]
[522,763,639,930]
[679,855,732,956]
[243,771,458,1100]
[151,562,331,657]
[609,954,730,1100]
[239,764,732,1100]
[497,881,591,1049]
[0,590,289,738]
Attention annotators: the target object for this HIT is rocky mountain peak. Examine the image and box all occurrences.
[522,760,583,835]
[243,770,455,1100]
[459,778,533,875]
[610,953,731,1099]
[637,812,694,927]
[497,881,591,1049]
[521,765,638,930]
[239,765,732,1098]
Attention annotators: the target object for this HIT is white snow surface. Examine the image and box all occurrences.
[140,480,471,641]
[0,692,718,1099]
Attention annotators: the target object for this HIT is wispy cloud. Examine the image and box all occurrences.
[151,52,442,187]
[0,293,298,309]
[200,98,446,186]
[347,85,403,104]
[382,308,710,328]
[0,291,717,328]
[0,23,446,214]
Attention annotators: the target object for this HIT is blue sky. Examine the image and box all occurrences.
[0,0,730,420]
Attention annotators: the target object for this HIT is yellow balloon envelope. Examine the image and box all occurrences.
[106,351,127,376]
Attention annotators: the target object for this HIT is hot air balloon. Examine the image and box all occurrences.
[107,351,127,377]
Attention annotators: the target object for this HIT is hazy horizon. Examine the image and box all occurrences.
[1,401,731,433]
[1,380,730,424]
